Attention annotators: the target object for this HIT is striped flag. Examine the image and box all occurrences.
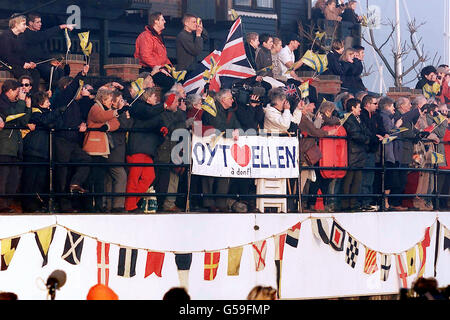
[329,220,346,251]
[145,251,165,278]
[1,237,20,271]
[183,17,256,95]
[422,82,440,99]
[118,247,138,278]
[363,247,378,274]
[430,152,445,164]
[204,251,220,281]
[382,135,398,144]
[227,246,243,276]
[175,253,193,289]
[433,220,441,277]
[396,253,408,288]
[380,254,392,281]
[252,240,267,272]
[299,81,309,98]
[34,226,56,267]
[406,247,416,276]
[97,241,110,286]
[61,231,84,265]
[201,95,217,117]
[285,222,301,248]
[311,218,330,245]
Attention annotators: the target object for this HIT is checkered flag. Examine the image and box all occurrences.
[345,235,359,268]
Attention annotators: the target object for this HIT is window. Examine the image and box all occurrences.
[233,0,274,9]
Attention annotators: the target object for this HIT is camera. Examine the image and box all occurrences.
[231,83,266,106]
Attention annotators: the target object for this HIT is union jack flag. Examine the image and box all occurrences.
[283,83,298,97]
[183,17,256,94]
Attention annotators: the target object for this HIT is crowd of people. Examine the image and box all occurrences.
[0,10,448,214]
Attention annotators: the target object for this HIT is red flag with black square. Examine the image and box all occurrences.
[330,220,346,251]
[145,251,165,278]
[204,251,220,281]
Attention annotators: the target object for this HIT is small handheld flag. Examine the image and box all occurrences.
[339,112,351,126]
[201,95,217,117]
[382,135,398,144]
[78,31,92,64]
[64,28,71,62]
[301,50,328,74]
[299,81,309,98]
[164,64,187,82]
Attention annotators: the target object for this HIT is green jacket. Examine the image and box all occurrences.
[0,95,31,158]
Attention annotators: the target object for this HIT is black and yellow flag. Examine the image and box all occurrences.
[1,237,20,271]
[406,247,416,276]
[34,226,56,267]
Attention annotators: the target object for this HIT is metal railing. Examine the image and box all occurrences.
[0,125,449,213]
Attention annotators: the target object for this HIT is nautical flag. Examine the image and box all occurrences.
[430,152,445,164]
[329,220,346,251]
[227,246,243,276]
[345,235,359,268]
[396,253,408,288]
[382,135,398,144]
[406,247,416,276]
[417,226,432,278]
[300,50,328,74]
[1,237,20,271]
[34,226,56,267]
[204,251,220,281]
[339,112,351,126]
[299,81,309,98]
[201,95,217,117]
[64,28,71,52]
[433,220,441,277]
[363,247,378,274]
[311,218,330,244]
[61,231,84,265]
[286,222,301,248]
[145,251,165,278]
[131,78,145,97]
[274,233,287,299]
[380,254,392,281]
[252,240,267,272]
[444,226,450,251]
[183,17,256,95]
[175,253,193,289]
[422,82,440,99]
[164,64,187,82]
[97,241,110,286]
[118,247,138,278]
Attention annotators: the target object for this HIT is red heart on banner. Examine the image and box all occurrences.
[230,144,251,167]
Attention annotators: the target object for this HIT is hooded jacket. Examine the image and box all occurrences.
[134,25,171,68]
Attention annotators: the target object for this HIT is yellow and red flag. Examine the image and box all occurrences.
[204,251,220,281]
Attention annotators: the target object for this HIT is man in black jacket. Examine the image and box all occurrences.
[359,94,381,211]
[52,64,91,212]
[0,15,40,94]
[0,80,31,213]
[22,13,73,88]
[176,14,208,72]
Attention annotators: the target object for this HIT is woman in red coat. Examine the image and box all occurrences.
[83,88,122,212]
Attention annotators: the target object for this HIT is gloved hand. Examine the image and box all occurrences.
[117,105,130,115]
[160,126,168,137]
[417,131,430,139]
[98,124,109,132]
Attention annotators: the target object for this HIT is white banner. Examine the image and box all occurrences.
[191,134,299,178]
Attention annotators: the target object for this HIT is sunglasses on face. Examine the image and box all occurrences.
[21,83,31,87]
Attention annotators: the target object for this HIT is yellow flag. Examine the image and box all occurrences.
[406,247,416,276]
[299,81,309,98]
[230,9,239,21]
[340,112,352,126]
[1,237,20,271]
[202,57,219,82]
[430,152,444,164]
[34,226,56,266]
[301,50,328,74]
[5,113,26,123]
[382,135,398,144]
[131,78,145,97]
[164,64,186,82]
[227,246,243,276]
[433,113,447,126]
[315,31,326,40]
[78,31,89,49]
[201,95,217,117]
[422,82,440,99]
